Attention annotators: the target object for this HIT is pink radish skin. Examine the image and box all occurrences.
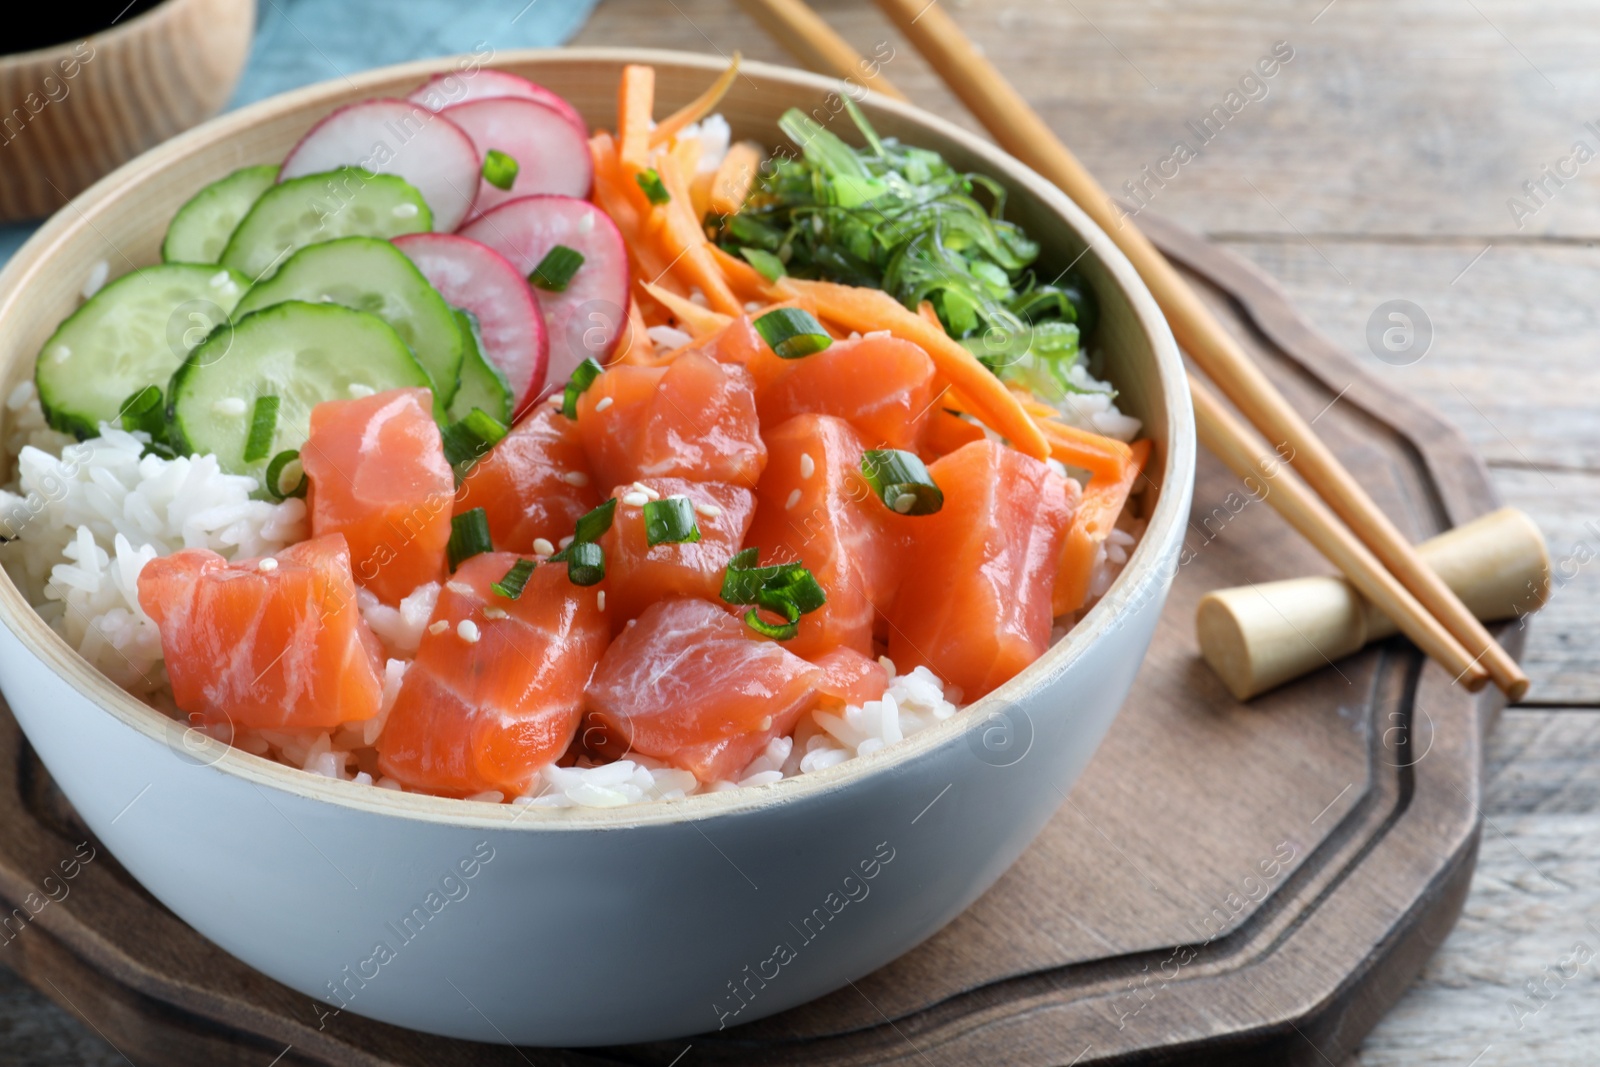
[391,233,549,416]
[441,98,593,222]
[459,196,630,383]
[408,69,586,139]
[279,98,479,232]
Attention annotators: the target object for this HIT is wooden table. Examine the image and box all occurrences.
[3,1,1596,1063]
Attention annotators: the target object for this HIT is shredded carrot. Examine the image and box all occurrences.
[782,279,1049,459]
[652,152,744,315]
[1053,439,1151,616]
[707,243,783,304]
[1040,419,1135,483]
[640,281,734,337]
[609,297,660,366]
[916,300,942,329]
[650,54,741,148]
[924,409,985,456]
[617,65,656,172]
[708,141,763,217]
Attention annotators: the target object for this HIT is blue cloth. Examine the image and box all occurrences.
[0,0,599,262]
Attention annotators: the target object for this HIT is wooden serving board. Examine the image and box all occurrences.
[0,215,1517,1066]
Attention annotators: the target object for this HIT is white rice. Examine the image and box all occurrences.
[1053,360,1143,443]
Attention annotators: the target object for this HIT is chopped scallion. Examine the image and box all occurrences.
[441,407,509,471]
[243,395,279,463]
[753,307,832,359]
[264,449,307,500]
[448,507,493,570]
[490,557,536,599]
[529,244,585,292]
[572,497,617,544]
[643,496,701,546]
[559,540,605,586]
[481,148,520,191]
[117,385,164,438]
[738,246,787,281]
[719,546,827,641]
[743,603,799,641]
[561,358,604,419]
[861,449,943,515]
[636,168,671,205]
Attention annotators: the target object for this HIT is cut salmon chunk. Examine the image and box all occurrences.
[886,439,1076,700]
[810,647,889,710]
[598,478,755,625]
[584,598,821,782]
[575,349,766,490]
[137,535,385,731]
[376,552,610,798]
[457,405,599,553]
[754,333,936,451]
[301,387,454,605]
[745,414,903,657]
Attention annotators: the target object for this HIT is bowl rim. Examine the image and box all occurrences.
[0,0,198,68]
[0,47,1194,832]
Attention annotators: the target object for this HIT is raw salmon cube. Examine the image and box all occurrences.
[137,534,385,731]
[754,333,936,451]
[456,404,600,553]
[810,647,890,710]
[598,478,756,625]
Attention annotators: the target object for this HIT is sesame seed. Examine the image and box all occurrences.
[597,590,607,611]
[759,716,772,731]
[256,557,278,573]
[562,470,590,487]
[785,488,801,510]
[457,619,481,643]
[621,491,650,507]
[595,396,614,412]
[547,393,563,406]
[532,537,555,556]
[483,606,508,620]
[446,580,472,595]
[577,211,596,234]
[558,535,574,549]
[392,203,420,218]
[212,397,248,416]
[209,270,233,289]
[744,301,763,313]
[694,502,723,518]
[892,492,918,514]
[347,382,375,399]
[799,453,815,479]
[631,481,660,499]
[428,620,449,635]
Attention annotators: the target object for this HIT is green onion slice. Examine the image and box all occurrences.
[636,168,671,205]
[753,307,832,359]
[558,540,605,586]
[561,358,604,419]
[448,507,493,570]
[719,547,827,641]
[529,244,585,292]
[738,246,786,281]
[482,148,520,191]
[861,449,944,516]
[490,557,536,599]
[117,385,164,438]
[243,395,280,464]
[264,449,307,500]
[441,407,509,470]
[571,497,617,545]
[642,496,701,547]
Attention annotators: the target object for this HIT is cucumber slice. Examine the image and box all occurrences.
[169,301,432,488]
[161,164,278,265]
[35,264,248,439]
[231,236,464,406]
[447,309,512,424]
[220,168,432,282]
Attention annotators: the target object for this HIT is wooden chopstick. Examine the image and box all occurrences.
[867,0,1527,701]
[734,0,1508,696]
[734,0,908,100]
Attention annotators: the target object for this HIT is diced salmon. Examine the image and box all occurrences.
[376,552,610,798]
[598,478,755,625]
[301,388,454,605]
[575,349,766,490]
[744,414,904,658]
[583,598,820,781]
[688,314,767,372]
[137,534,385,731]
[886,439,1076,700]
[754,334,936,451]
[809,647,889,710]
[457,405,599,553]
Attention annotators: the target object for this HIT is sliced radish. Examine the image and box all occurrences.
[392,233,549,415]
[459,196,629,382]
[408,69,587,138]
[279,98,479,232]
[441,98,593,222]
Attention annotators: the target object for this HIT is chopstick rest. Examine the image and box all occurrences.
[1197,508,1550,700]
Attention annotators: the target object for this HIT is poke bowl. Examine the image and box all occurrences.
[0,49,1193,1045]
